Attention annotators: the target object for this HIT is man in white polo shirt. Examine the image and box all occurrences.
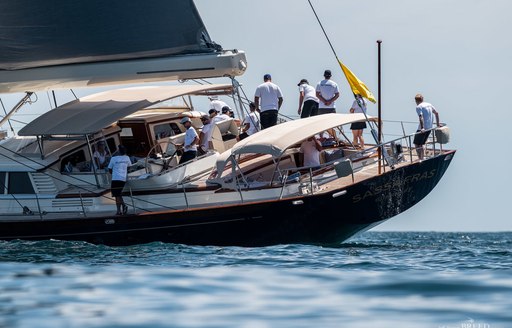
[254,74,283,129]
[209,95,229,113]
[178,117,199,164]
[316,69,340,115]
[413,93,440,160]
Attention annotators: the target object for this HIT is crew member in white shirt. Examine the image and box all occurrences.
[198,114,214,154]
[93,141,109,170]
[209,108,229,124]
[179,117,199,164]
[107,145,132,215]
[218,106,232,121]
[239,102,260,140]
[254,74,283,129]
[209,95,229,113]
[300,135,322,169]
[413,93,440,160]
[297,79,319,118]
[349,95,368,149]
[316,69,340,115]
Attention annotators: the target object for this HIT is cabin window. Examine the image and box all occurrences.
[0,172,6,194]
[119,123,151,157]
[61,150,89,172]
[106,137,116,154]
[7,172,35,194]
[153,123,177,140]
[120,128,133,137]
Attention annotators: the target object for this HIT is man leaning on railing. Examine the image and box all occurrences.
[413,94,440,160]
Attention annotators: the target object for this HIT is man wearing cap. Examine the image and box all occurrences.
[297,79,319,118]
[179,117,199,164]
[254,74,283,129]
[209,107,228,123]
[208,95,229,113]
[413,94,440,160]
[316,70,340,115]
[219,106,232,120]
[198,114,214,155]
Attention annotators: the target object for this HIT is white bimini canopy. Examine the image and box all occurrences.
[231,113,375,157]
[18,84,233,136]
[210,113,376,182]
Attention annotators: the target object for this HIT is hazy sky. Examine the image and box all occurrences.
[194,0,512,231]
[1,0,510,231]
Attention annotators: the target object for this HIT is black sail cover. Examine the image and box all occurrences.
[0,0,217,71]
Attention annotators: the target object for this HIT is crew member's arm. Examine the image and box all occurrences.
[327,92,340,106]
[314,138,322,151]
[198,132,205,146]
[419,115,425,130]
[254,96,260,113]
[332,92,340,102]
[433,109,440,127]
[316,91,326,105]
[298,91,304,114]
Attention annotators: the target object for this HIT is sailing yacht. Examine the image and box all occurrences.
[0,0,456,246]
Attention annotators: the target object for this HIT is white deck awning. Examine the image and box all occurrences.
[231,113,375,157]
[18,84,233,136]
[209,113,377,184]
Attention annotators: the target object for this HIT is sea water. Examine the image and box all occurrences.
[0,232,511,328]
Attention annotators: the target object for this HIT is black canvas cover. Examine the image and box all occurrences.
[0,0,217,71]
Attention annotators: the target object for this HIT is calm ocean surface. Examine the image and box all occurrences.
[0,232,511,328]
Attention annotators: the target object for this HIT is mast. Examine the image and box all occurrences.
[377,40,382,173]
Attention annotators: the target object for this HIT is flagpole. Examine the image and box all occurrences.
[377,40,382,174]
[307,0,391,169]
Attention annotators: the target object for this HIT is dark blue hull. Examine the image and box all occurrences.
[0,151,455,246]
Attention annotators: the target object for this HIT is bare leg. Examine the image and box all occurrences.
[351,130,358,148]
[355,130,364,149]
[115,196,122,214]
[415,144,424,160]
[115,196,127,214]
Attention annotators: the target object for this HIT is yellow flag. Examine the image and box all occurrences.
[338,60,376,103]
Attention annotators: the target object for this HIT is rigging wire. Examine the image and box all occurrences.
[0,98,16,136]
[0,141,182,213]
[307,0,380,143]
[307,0,340,60]
[70,89,78,100]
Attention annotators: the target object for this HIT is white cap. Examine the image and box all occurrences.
[180,117,191,124]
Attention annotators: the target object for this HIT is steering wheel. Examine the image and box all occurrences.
[144,139,179,174]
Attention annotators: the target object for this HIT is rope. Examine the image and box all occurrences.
[0,142,182,213]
